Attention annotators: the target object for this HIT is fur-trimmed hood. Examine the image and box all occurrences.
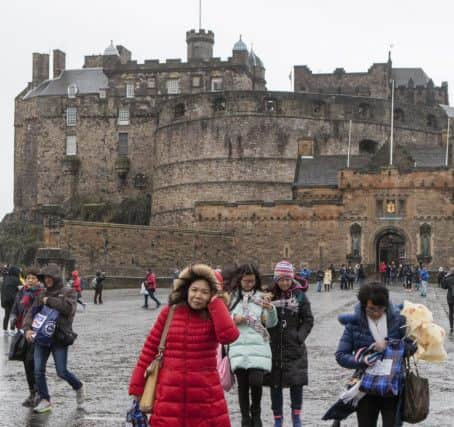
[338,302,403,327]
[172,264,230,306]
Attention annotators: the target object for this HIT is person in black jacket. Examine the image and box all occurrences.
[1,266,21,335]
[442,267,454,334]
[266,261,314,427]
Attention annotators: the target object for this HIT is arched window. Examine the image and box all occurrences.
[419,224,431,257]
[313,100,326,115]
[174,103,185,118]
[359,139,378,154]
[350,223,362,257]
[264,97,278,113]
[394,108,405,123]
[427,114,438,129]
[213,96,226,112]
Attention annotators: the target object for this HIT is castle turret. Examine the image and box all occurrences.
[186,29,214,62]
[32,53,49,86]
[232,35,248,65]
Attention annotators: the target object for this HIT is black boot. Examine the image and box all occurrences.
[250,385,263,427]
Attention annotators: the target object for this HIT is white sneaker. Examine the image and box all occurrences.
[76,381,86,407]
[33,399,52,413]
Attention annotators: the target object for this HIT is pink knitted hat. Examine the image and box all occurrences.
[273,260,294,280]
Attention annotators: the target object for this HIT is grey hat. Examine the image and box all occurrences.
[38,263,62,281]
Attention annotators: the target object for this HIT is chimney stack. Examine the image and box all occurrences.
[32,53,49,86]
[53,49,66,78]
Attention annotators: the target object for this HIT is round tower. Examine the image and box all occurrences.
[186,29,214,62]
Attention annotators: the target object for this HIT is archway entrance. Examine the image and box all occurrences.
[375,229,407,268]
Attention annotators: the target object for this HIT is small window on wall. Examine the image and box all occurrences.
[67,84,78,98]
[66,136,77,156]
[118,107,130,125]
[118,133,128,155]
[166,79,180,94]
[376,199,384,217]
[174,103,185,118]
[99,89,107,99]
[192,76,202,88]
[213,96,226,112]
[147,77,156,89]
[211,77,223,92]
[126,83,135,98]
[66,107,77,127]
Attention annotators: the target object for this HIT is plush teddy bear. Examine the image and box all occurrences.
[400,300,447,363]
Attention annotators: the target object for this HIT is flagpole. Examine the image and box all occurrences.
[347,119,352,168]
[446,117,450,166]
[390,79,395,166]
[199,0,202,30]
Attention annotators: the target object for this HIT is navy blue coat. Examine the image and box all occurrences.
[335,303,414,370]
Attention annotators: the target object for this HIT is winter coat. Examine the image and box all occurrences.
[129,298,239,427]
[10,285,44,329]
[335,303,416,370]
[420,269,429,282]
[229,290,278,372]
[71,271,82,293]
[23,264,77,343]
[145,272,157,291]
[442,272,454,304]
[1,266,21,308]
[323,270,332,285]
[265,285,314,387]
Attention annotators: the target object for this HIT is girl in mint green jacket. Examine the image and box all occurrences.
[228,264,278,427]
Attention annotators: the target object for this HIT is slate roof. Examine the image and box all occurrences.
[23,68,108,99]
[406,146,446,168]
[392,68,430,87]
[294,155,370,187]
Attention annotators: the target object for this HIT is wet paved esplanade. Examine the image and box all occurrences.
[1,285,453,427]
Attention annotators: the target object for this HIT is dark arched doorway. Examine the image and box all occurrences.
[375,229,407,268]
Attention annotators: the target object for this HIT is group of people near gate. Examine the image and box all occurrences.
[126,260,451,427]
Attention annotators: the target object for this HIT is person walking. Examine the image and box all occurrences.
[339,265,347,290]
[330,264,336,289]
[357,264,366,287]
[93,271,106,304]
[323,267,332,292]
[129,264,239,427]
[143,269,161,309]
[266,261,314,427]
[315,268,324,292]
[1,266,21,335]
[346,265,355,290]
[228,264,278,427]
[379,261,386,284]
[335,283,417,427]
[23,263,85,413]
[9,267,44,407]
[71,271,86,311]
[441,267,454,334]
[404,264,413,291]
[420,266,429,297]
[437,267,446,288]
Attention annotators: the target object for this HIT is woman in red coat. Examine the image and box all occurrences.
[129,264,239,427]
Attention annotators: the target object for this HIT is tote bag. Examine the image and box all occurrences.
[32,306,59,347]
[402,357,429,423]
[217,345,235,392]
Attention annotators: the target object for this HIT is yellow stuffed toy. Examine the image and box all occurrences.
[400,300,447,362]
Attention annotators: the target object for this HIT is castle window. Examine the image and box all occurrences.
[376,199,384,217]
[313,100,325,114]
[359,139,378,154]
[118,133,128,155]
[211,77,223,92]
[192,76,202,88]
[358,103,371,119]
[394,108,405,122]
[427,114,437,129]
[66,136,77,156]
[67,84,78,98]
[147,77,156,89]
[126,83,135,98]
[166,79,180,94]
[213,96,226,112]
[118,107,130,125]
[99,89,107,99]
[174,103,186,118]
[265,98,277,113]
[66,108,77,127]
[398,199,406,216]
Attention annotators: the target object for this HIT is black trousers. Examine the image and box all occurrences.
[448,303,454,330]
[235,369,264,419]
[356,395,399,427]
[94,286,103,304]
[24,342,35,392]
[146,290,161,307]
[2,302,13,330]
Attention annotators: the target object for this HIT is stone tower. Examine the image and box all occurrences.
[186,29,214,61]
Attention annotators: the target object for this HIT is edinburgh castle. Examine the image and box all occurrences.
[7,27,454,278]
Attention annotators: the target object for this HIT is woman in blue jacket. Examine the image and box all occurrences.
[229,264,278,427]
[335,283,416,427]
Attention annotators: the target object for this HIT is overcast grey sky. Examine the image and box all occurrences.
[1,0,454,221]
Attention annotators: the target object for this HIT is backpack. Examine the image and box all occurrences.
[91,277,98,289]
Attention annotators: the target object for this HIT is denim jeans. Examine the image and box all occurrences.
[420,280,428,296]
[270,385,303,417]
[34,343,82,401]
[316,281,322,292]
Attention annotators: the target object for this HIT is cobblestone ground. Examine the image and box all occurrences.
[0,283,453,427]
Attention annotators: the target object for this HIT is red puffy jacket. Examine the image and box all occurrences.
[129,298,239,427]
[72,271,82,293]
[145,272,157,291]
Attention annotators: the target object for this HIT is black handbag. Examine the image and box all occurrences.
[402,357,429,423]
[53,325,78,346]
[8,330,28,361]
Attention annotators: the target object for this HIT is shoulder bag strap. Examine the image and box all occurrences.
[157,305,176,359]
